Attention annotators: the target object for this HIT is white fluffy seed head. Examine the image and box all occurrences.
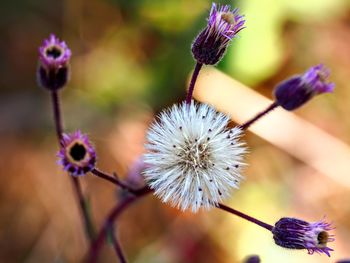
[143,101,246,212]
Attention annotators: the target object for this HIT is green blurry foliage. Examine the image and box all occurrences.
[76,0,211,110]
[80,0,349,110]
[138,0,207,33]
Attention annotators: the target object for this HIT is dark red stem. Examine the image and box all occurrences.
[87,188,152,263]
[51,90,64,142]
[217,203,273,231]
[239,102,279,130]
[72,176,96,240]
[186,62,203,104]
[91,168,140,194]
[110,225,127,263]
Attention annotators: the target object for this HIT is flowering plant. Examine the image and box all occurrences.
[38,3,336,262]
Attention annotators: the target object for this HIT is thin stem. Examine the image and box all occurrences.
[91,168,139,194]
[51,90,64,142]
[239,102,279,130]
[72,176,96,240]
[87,196,134,263]
[110,225,127,263]
[186,62,203,104]
[50,90,95,241]
[217,203,273,231]
[87,188,152,263]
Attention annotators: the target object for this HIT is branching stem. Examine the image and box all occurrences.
[87,188,152,263]
[91,168,140,194]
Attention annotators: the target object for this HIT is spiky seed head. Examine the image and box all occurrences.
[143,101,246,212]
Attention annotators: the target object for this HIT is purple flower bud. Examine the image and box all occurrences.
[272,217,334,257]
[244,255,260,263]
[192,3,245,65]
[274,64,335,111]
[57,131,96,176]
[37,34,72,90]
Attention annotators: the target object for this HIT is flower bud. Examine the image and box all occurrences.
[57,130,96,176]
[191,3,245,65]
[274,64,334,111]
[244,255,260,263]
[37,34,71,90]
[272,217,334,257]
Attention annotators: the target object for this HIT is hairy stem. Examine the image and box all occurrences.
[239,102,279,130]
[217,203,273,231]
[186,62,203,104]
[50,90,95,241]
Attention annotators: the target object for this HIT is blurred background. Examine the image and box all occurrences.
[0,0,350,262]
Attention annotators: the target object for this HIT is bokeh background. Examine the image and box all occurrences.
[0,0,350,262]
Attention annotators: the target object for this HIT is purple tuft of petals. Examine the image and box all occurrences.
[302,64,335,94]
[192,3,245,65]
[274,64,334,111]
[207,3,245,41]
[57,130,96,176]
[39,34,72,69]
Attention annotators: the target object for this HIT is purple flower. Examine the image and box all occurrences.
[274,64,335,111]
[272,217,335,257]
[57,131,96,176]
[39,34,71,68]
[37,34,72,90]
[192,3,245,65]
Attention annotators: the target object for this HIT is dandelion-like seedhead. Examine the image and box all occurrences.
[274,64,335,111]
[143,101,246,212]
[57,130,96,176]
[272,217,334,257]
[192,3,245,65]
[37,34,71,90]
